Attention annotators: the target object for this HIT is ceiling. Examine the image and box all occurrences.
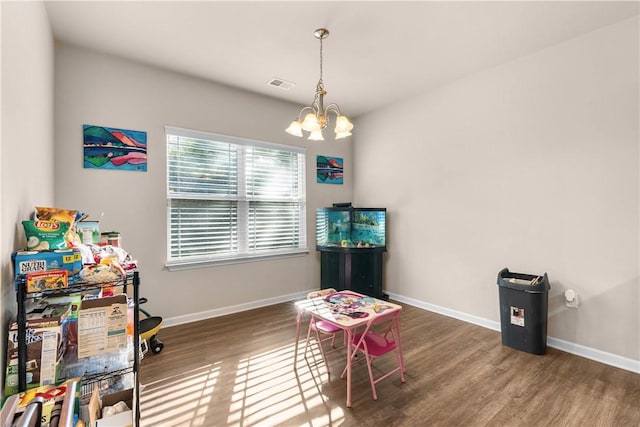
[44,1,639,117]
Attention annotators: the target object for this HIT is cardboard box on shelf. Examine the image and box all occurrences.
[13,249,82,287]
[25,269,69,293]
[96,410,133,427]
[4,304,71,397]
[78,295,128,358]
[25,296,81,377]
[89,387,133,427]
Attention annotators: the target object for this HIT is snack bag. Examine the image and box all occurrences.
[35,207,82,247]
[34,207,78,224]
[22,220,70,250]
[79,263,125,284]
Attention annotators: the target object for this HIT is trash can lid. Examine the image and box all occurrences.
[497,267,550,292]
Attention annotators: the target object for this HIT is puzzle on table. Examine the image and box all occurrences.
[324,292,395,320]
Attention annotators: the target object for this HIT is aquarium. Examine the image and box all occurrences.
[316,206,386,249]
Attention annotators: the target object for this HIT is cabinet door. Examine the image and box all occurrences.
[320,251,345,290]
[349,252,382,297]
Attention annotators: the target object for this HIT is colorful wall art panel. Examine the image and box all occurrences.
[317,155,343,184]
[83,124,147,172]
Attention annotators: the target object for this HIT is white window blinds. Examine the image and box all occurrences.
[166,126,306,267]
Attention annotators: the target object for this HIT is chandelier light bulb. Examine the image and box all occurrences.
[285,119,303,137]
[308,130,325,141]
[335,130,352,140]
[301,113,321,132]
[335,115,354,133]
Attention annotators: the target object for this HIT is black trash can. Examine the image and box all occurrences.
[497,268,550,355]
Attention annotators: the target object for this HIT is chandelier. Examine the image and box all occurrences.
[285,28,354,141]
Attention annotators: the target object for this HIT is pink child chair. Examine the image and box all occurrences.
[303,288,343,373]
[342,309,405,400]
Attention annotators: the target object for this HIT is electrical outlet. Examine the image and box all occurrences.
[565,289,579,308]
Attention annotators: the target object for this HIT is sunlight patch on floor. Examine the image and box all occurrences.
[226,342,345,426]
[140,341,347,426]
[140,363,220,426]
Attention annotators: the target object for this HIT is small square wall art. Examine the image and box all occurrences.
[83,124,147,172]
[317,155,343,184]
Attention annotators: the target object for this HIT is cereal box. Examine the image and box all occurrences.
[26,269,68,293]
[13,249,82,288]
[4,305,70,397]
[78,295,128,358]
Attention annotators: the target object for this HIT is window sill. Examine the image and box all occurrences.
[166,249,310,271]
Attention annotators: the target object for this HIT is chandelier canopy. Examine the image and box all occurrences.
[285,28,354,141]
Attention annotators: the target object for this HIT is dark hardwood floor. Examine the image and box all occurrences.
[139,301,640,426]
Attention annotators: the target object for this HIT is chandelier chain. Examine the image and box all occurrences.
[319,35,324,87]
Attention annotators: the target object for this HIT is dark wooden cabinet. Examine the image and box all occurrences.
[319,248,387,299]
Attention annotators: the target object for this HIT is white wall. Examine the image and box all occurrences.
[2,3,636,388]
[53,44,353,322]
[0,1,55,399]
[353,17,639,361]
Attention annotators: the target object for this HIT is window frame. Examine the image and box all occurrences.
[165,126,308,271]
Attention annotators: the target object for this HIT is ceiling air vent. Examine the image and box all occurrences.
[267,77,295,90]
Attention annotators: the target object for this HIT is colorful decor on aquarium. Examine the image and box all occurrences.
[316,205,386,249]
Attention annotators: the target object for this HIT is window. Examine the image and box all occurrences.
[166,126,307,269]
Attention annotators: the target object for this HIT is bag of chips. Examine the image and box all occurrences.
[22,220,70,250]
[34,207,82,247]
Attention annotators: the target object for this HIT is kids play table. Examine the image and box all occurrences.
[294,290,404,407]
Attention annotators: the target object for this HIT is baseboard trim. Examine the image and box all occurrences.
[161,290,639,374]
[386,291,640,374]
[386,292,502,332]
[163,290,309,328]
[546,336,640,373]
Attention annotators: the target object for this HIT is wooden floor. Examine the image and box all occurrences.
[139,301,640,427]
